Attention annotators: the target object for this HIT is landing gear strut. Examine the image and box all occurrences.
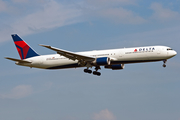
[163,59,167,67]
[93,66,101,76]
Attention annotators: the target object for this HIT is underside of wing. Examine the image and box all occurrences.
[39,44,95,63]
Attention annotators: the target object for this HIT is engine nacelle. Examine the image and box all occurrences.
[93,57,111,65]
[105,64,125,70]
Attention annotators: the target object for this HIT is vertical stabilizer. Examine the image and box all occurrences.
[11,34,39,59]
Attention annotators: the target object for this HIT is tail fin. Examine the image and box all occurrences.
[11,34,39,60]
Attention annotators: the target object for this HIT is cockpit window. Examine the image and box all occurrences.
[167,48,173,51]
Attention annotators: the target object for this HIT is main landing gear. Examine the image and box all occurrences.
[84,69,92,74]
[84,66,101,76]
[93,66,101,76]
[163,59,167,67]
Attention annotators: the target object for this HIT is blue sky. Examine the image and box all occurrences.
[0,0,180,120]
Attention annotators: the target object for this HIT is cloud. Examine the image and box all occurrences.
[97,7,146,24]
[12,0,82,34]
[0,0,146,44]
[93,109,117,120]
[112,25,180,47]
[0,0,83,43]
[150,2,180,22]
[84,0,145,24]
[0,85,33,99]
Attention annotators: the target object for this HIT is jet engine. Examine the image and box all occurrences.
[105,64,125,70]
[93,57,111,65]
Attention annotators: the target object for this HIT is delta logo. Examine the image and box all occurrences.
[134,47,155,52]
[134,49,137,52]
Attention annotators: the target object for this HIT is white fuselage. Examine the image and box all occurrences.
[16,46,177,69]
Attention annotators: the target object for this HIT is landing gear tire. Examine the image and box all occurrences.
[84,69,92,74]
[93,71,101,76]
[97,72,101,76]
[163,64,166,68]
[84,66,101,76]
[87,70,92,74]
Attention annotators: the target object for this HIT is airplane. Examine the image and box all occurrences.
[5,34,177,76]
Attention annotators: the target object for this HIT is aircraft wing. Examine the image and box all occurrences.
[5,57,31,63]
[39,44,95,62]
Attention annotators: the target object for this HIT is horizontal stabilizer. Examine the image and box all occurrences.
[5,57,31,63]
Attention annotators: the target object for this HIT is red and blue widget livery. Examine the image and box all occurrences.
[12,34,39,60]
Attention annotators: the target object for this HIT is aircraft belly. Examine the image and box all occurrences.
[42,59,79,69]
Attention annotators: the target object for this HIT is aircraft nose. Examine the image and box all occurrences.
[173,50,177,56]
[167,50,177,57]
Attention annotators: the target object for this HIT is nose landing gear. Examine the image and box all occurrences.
[163,60,167,67]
